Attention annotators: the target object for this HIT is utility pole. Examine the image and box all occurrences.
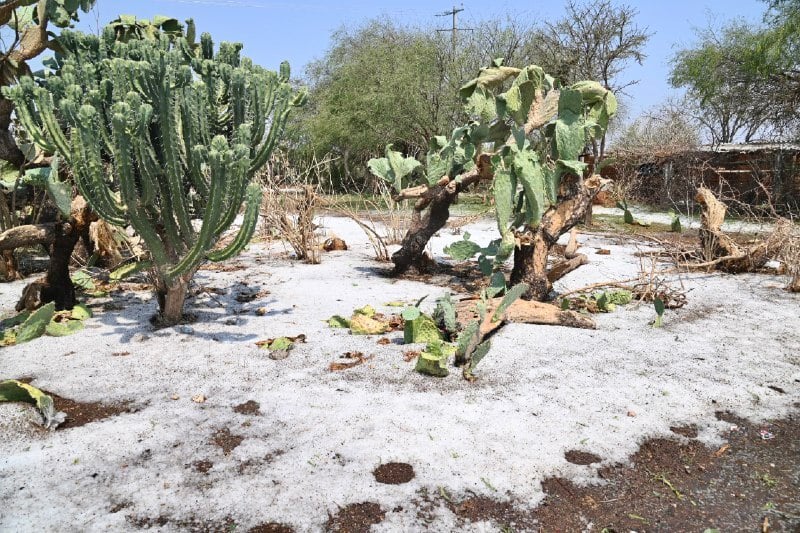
[436,4,473,53]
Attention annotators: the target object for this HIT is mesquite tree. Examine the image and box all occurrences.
[5,27,306,324]
[369,60,616,300]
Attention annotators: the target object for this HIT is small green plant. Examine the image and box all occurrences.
[617,199,635,225]
[669,210,682,233]
[561,289,632,313]
[1,302,94,345]
[415,340,456,377]
[653,297,665,327]
[760,473,778,488]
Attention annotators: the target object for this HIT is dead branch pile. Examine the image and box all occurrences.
[692,187,791,273]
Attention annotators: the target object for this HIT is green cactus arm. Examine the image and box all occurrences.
[3,83,57,153]
[34,89,71,162]
[247,92,294,175]
[248,77,267,148]
[231,68,246,128]
[206,181,261,262]
[108,105,170,267]
[179,92,210,198]
[213,138,251,235]
[512,150,548,226]
[492,168,517,261]
[167,137,231,277]
[157,67,195,246]
[130,104,160,207]
[71,108,127,226]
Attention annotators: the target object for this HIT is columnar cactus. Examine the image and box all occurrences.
[4,26,306,324]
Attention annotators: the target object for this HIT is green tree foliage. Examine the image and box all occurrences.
[671,1,800,142]
[670,21,779,143]
[300,21,446,176]
[298,5,648,191]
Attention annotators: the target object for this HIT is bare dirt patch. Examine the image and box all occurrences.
[127,515,237,531]
[564,449,602,465]
[248,523,294,533]
[233,400,261,415]
[530,411,800,531]
[447,496,537,529]
[670,424,699,438]
[53,394,135,429]
[325,502,385,532]
[373,462,415,484]
[212,427,244,455]
[191,460,213,474]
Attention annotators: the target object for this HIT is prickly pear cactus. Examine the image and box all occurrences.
[369,59,617,273]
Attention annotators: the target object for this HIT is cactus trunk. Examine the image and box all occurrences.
[510,238,551,301]
[393,187,457,274]
[13,196,96,312]
[510,175,608,301]
[156,275,191,325]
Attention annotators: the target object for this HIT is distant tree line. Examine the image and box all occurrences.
[288,0,650,191]
[670,0,800,144]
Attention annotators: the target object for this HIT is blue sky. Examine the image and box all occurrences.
[74,1,768,119]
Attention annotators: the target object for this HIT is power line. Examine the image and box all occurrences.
[436,4,473,52]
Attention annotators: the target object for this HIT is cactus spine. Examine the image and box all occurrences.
[4,26,306,324]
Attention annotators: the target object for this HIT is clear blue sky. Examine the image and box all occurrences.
[74,1,768,119]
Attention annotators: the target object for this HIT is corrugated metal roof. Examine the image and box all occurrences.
[702,143,800,153]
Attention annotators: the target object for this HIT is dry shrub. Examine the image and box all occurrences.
[326,181,413,262]
[772,218,800,291]
[260,184,320,264]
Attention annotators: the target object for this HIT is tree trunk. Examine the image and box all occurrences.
[0,98,25,168]
[1,249,20,280]
[391,155,492,275]
[44,221,79,309]
[155,273,193,326]
[788,274,800,293]
[511,175,609,300]
[510,234,552,301]
[12,197,96,312]
[392,185,458,274]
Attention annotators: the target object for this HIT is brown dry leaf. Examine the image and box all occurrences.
[192,394,206,403]
[322,237,348,251]
[713,444,730,458]
[403,350,421,362]
[763,516,770,533]
[583,495,598,510]
[596,249,611,255]
[111,351,130,357]
[385,314,404,332]
[377,337,391,345]
[329,352,374,371]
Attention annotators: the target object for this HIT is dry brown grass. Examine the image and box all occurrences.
[260,185,321,264]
